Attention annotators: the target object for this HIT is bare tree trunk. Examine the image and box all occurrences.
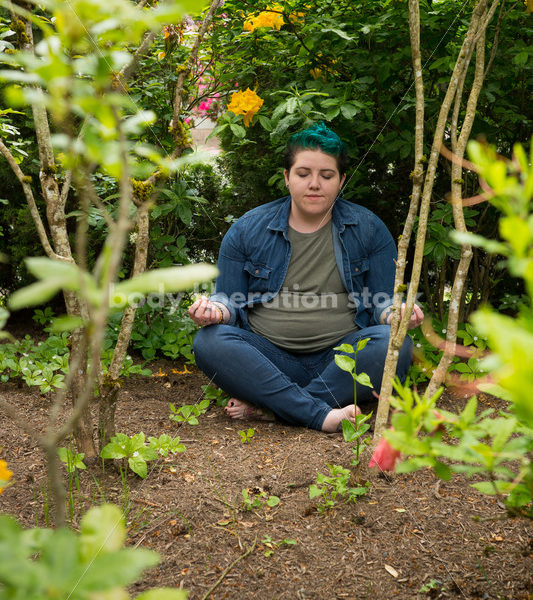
[11,11,98,457]
[426,20,489,397]
[374,0,425,437]
[98,201,150,446]
[437,256,447,320]
[374,0,492,437]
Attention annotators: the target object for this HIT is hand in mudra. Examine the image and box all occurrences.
[385,303,424,329]
[188,296,224,327]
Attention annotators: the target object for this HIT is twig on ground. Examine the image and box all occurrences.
[200,537,257,600]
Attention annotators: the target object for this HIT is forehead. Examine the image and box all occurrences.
[290,149,339,171]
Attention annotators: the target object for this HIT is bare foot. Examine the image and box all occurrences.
[224,398,275,421]
[321,404,362,433]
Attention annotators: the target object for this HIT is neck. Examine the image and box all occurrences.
[289,207,333,234]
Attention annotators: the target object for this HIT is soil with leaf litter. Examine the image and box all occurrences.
[1,357,532,600]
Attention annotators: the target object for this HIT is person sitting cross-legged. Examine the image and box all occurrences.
[188,122,423,432]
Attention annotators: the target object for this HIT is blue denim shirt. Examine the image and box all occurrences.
[210,196,397,330]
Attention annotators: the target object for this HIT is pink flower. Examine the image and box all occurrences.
[368,433,400,471]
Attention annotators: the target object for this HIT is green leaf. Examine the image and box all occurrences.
[266,495,280,507]
[334,343,354,353]
[8,278,69,310]
[433,460,451,481]
[513,51,528,67]
[79,548,160,591]
[460,396,478,425]
[112,264,218,307]
[356,338,370,352]
[79,504,125,563]
[354,372,373,388]
[49,315,85,332]
[450,231,508,255]
[334,354,355,373]
[230,123,246,138]
[340,104,359,119]
[309,485,323,499]
[320,27,354,40]
[342,419,357,442]
[470,481,499,495]
[128,455,148,478]
[258,115,272,131]
[136,590,189,600]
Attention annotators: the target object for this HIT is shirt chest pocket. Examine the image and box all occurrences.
[349,258,369,292]
[244,261,273,293]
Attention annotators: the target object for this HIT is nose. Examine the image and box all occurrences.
[309,173,320,189]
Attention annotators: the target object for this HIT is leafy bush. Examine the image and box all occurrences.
[106,303,198,364]
[0,333,69,393]
[0,503,187,599]
[385,140,533,519]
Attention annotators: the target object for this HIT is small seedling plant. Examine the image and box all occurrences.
[100,432,186,479]
[241,488,280,512]
[261,535,297,557]
[0,332,69,393]
[385,381,533,516]
[100,432,158,480]
[238,428,255,443]
[309,464,370,513]
[58,447,87,523]
[333,339,373,465]
[58,447,87,474]
[201,383,230,406]
[169,399,210,425]
[148,433,186,457]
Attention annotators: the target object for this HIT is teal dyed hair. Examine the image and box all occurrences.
[284,122,349,175]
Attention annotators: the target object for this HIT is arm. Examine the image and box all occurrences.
[189,220,249,327]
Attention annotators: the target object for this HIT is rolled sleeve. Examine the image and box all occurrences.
[367,219,397,326]
[209,223,249,326]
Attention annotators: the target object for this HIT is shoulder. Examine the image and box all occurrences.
[228,196,288,233]
[238,196,288,223]
[221,196,289,248]
[335,198,384,225]
[335,199,394,250]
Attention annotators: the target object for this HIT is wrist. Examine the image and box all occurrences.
[381,307,393,325]
[211,302,227,324]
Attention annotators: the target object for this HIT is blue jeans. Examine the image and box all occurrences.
[193,325,412,431]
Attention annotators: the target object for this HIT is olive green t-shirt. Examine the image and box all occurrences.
[248,222,358,352]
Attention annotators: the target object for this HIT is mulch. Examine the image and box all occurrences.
[1,358,532,600]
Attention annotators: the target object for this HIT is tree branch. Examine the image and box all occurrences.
[426,19,488,397]
[0,138,63,261]
[374,0,425,437]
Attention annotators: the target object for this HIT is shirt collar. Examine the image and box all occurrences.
[267,196,359,232]
[268,196,359,232]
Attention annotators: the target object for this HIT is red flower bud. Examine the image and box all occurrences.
[369,434,401,471]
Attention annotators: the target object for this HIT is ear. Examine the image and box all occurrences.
[284,169,290,188]
[339,173,346,188]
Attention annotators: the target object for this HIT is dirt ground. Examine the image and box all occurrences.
[1,355,532,600]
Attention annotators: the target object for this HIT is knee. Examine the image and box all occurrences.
[192,325,220,366]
